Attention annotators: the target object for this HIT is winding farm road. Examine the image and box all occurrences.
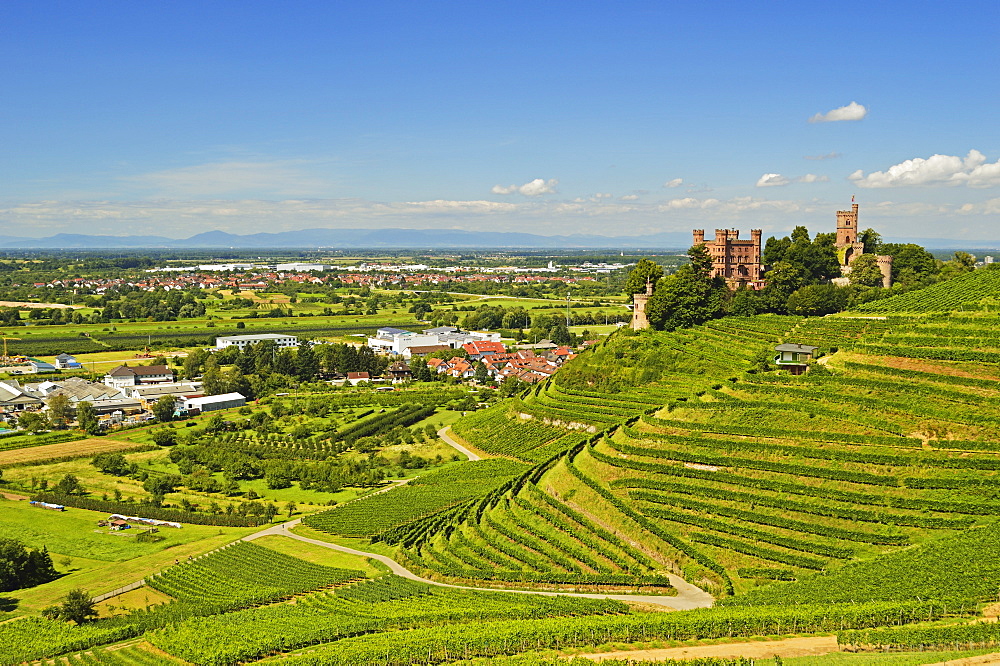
[244,519,714,611]
[437,426,482,461]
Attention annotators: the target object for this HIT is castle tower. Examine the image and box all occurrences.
[836,202,866,267]
[631,279,653,331]
[693,229,705,245]
[875,255,893,289]
[836,203,859,248]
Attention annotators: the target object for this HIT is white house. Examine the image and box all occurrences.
[53,353,82,369]
[215,333,298,350]
[103,364,174,390]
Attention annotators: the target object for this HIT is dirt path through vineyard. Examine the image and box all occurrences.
[576,635,838,661]
[247,519,715,610]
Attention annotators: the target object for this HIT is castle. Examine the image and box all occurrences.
[835,203,892,288]
[693,228,764,289]
[629,203,892,330]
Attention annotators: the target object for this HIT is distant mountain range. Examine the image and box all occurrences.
[0,228,996,251]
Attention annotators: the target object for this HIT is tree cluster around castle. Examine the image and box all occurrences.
[628,203,978,329]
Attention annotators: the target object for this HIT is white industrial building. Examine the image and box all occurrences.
[183,392,246,413]
[275,263,334,272]
[215,333,298,350]
[366,327,502,355]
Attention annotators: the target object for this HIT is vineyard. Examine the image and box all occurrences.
[856,267,1000,313]
[303,458,530,537]
[146,574,627,665]
[146,541,365,609]
[258,600,950,665]
[383,311,1000,597]
[17,295,1000,665]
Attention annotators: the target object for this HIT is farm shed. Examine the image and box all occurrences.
[183,392,246,413]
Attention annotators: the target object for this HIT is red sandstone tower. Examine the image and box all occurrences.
[835,203,893,288]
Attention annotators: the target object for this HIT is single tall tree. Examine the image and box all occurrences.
[623,258,664,296]
[76,400,100,435]
[46,394,73,428]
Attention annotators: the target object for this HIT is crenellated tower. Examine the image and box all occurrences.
[834,202,893,288]
[835,203,866,266]
[631,279,653,330]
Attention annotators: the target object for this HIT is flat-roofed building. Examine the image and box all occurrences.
[183,392,246,414]
[215,333,298,350]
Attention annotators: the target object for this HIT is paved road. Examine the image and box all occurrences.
[438,426,481,461]
[245,519,714,610]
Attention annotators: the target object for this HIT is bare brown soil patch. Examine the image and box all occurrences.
[0,438,147,465]
[923,653,1000,666]
[871,355,1000,381]
[0,300,79,309]
[576,635,838,662]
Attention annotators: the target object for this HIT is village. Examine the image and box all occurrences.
[0,323,586,432]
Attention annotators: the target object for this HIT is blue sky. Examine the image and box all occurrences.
[2,1,998,240]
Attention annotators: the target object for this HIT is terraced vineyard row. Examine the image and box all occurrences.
[303,459,529,536]
[856,268,1000,313]
[147,541,364,609]
[147,575,625,665]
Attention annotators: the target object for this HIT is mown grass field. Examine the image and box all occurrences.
[0,496,258,614]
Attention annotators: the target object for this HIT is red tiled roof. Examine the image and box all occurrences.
[462,341,506,355]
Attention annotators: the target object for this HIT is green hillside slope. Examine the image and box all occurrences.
[857,267,1000,313]
[379,311,1000,599]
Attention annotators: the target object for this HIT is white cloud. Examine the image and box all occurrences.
[756,173,791,187]
[849,150,1000,188]
[664,178,684,188]
[958,198,1000,215]
[620,194,640,201]
[492,178,558,196]
[757,173,828,187]
[809,101,868,123]
[121,160,331,197]
[805,152,842,160]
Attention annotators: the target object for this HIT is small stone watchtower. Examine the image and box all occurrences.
[631,279,653,331]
